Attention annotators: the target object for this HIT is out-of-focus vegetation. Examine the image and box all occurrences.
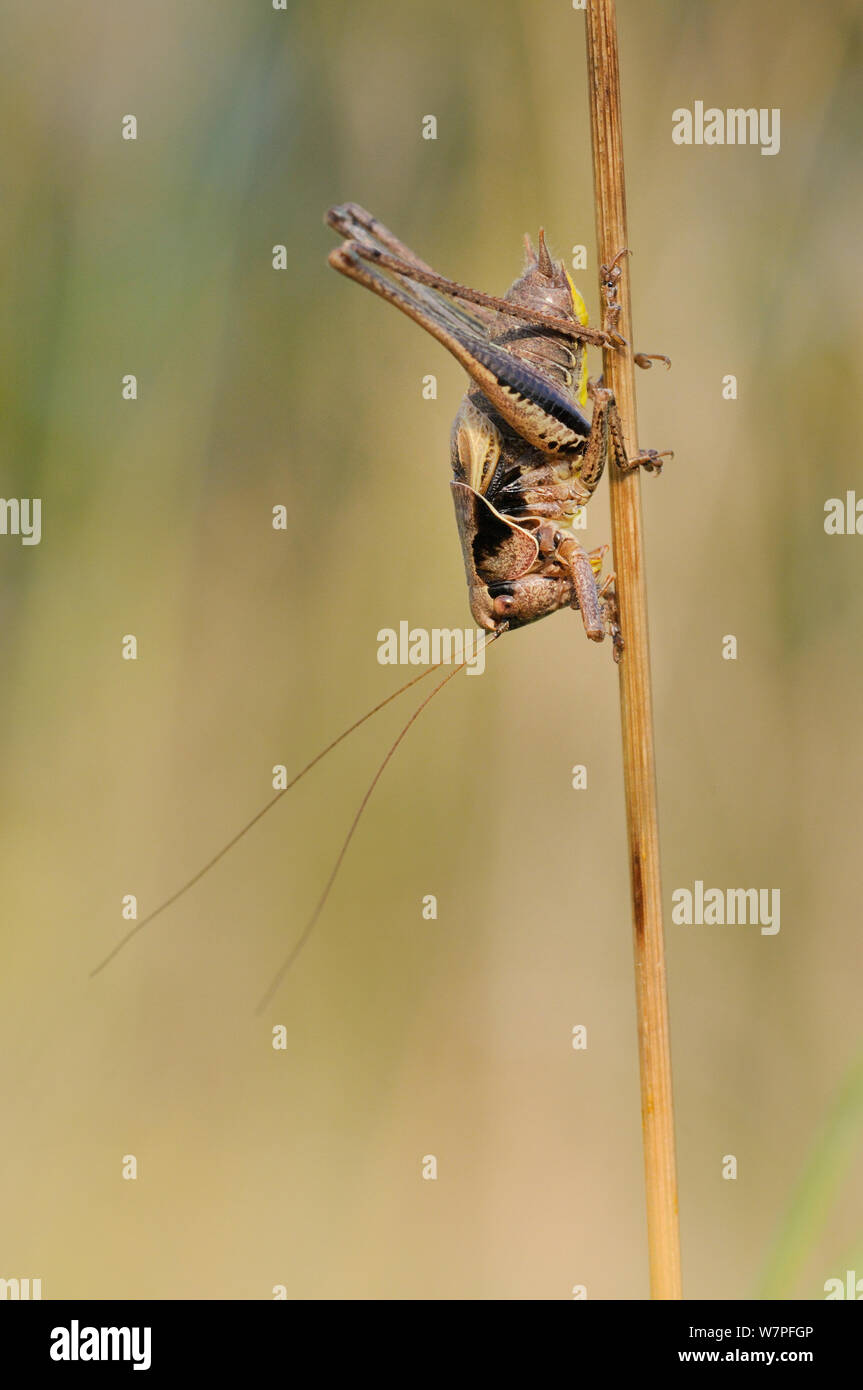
[0,0,861,1298]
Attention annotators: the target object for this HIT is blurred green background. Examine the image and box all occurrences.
[1,0,861,1300]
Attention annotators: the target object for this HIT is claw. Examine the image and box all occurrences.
[597,569,616,598]
[634,352,672,371]
[639,448,674,476]
[600,248,632,281]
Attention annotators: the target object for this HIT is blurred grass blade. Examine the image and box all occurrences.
[758,1048,863,1299]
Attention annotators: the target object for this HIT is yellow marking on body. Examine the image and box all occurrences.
[566,271,589,327]
[565,271,590,409]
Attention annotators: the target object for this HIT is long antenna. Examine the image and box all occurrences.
[89,661,448,979]
[255,635,502,1013]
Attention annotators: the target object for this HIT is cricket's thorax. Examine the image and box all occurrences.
[495,270,585,393]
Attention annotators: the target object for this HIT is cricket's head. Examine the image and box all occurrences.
[488,541,609,629]
[483,574,576,631]
[507,228,575,319]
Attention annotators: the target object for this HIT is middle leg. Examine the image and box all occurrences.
[586,379,674,478]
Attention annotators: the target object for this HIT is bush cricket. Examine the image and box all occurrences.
[326,203,671,657]
[91,205,672,1006]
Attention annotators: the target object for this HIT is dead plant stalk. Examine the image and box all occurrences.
[584,0,682,1299]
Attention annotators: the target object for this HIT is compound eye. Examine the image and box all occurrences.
[493,594,514,618]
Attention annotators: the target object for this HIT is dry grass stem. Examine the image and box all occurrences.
[585,0,682,1299]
